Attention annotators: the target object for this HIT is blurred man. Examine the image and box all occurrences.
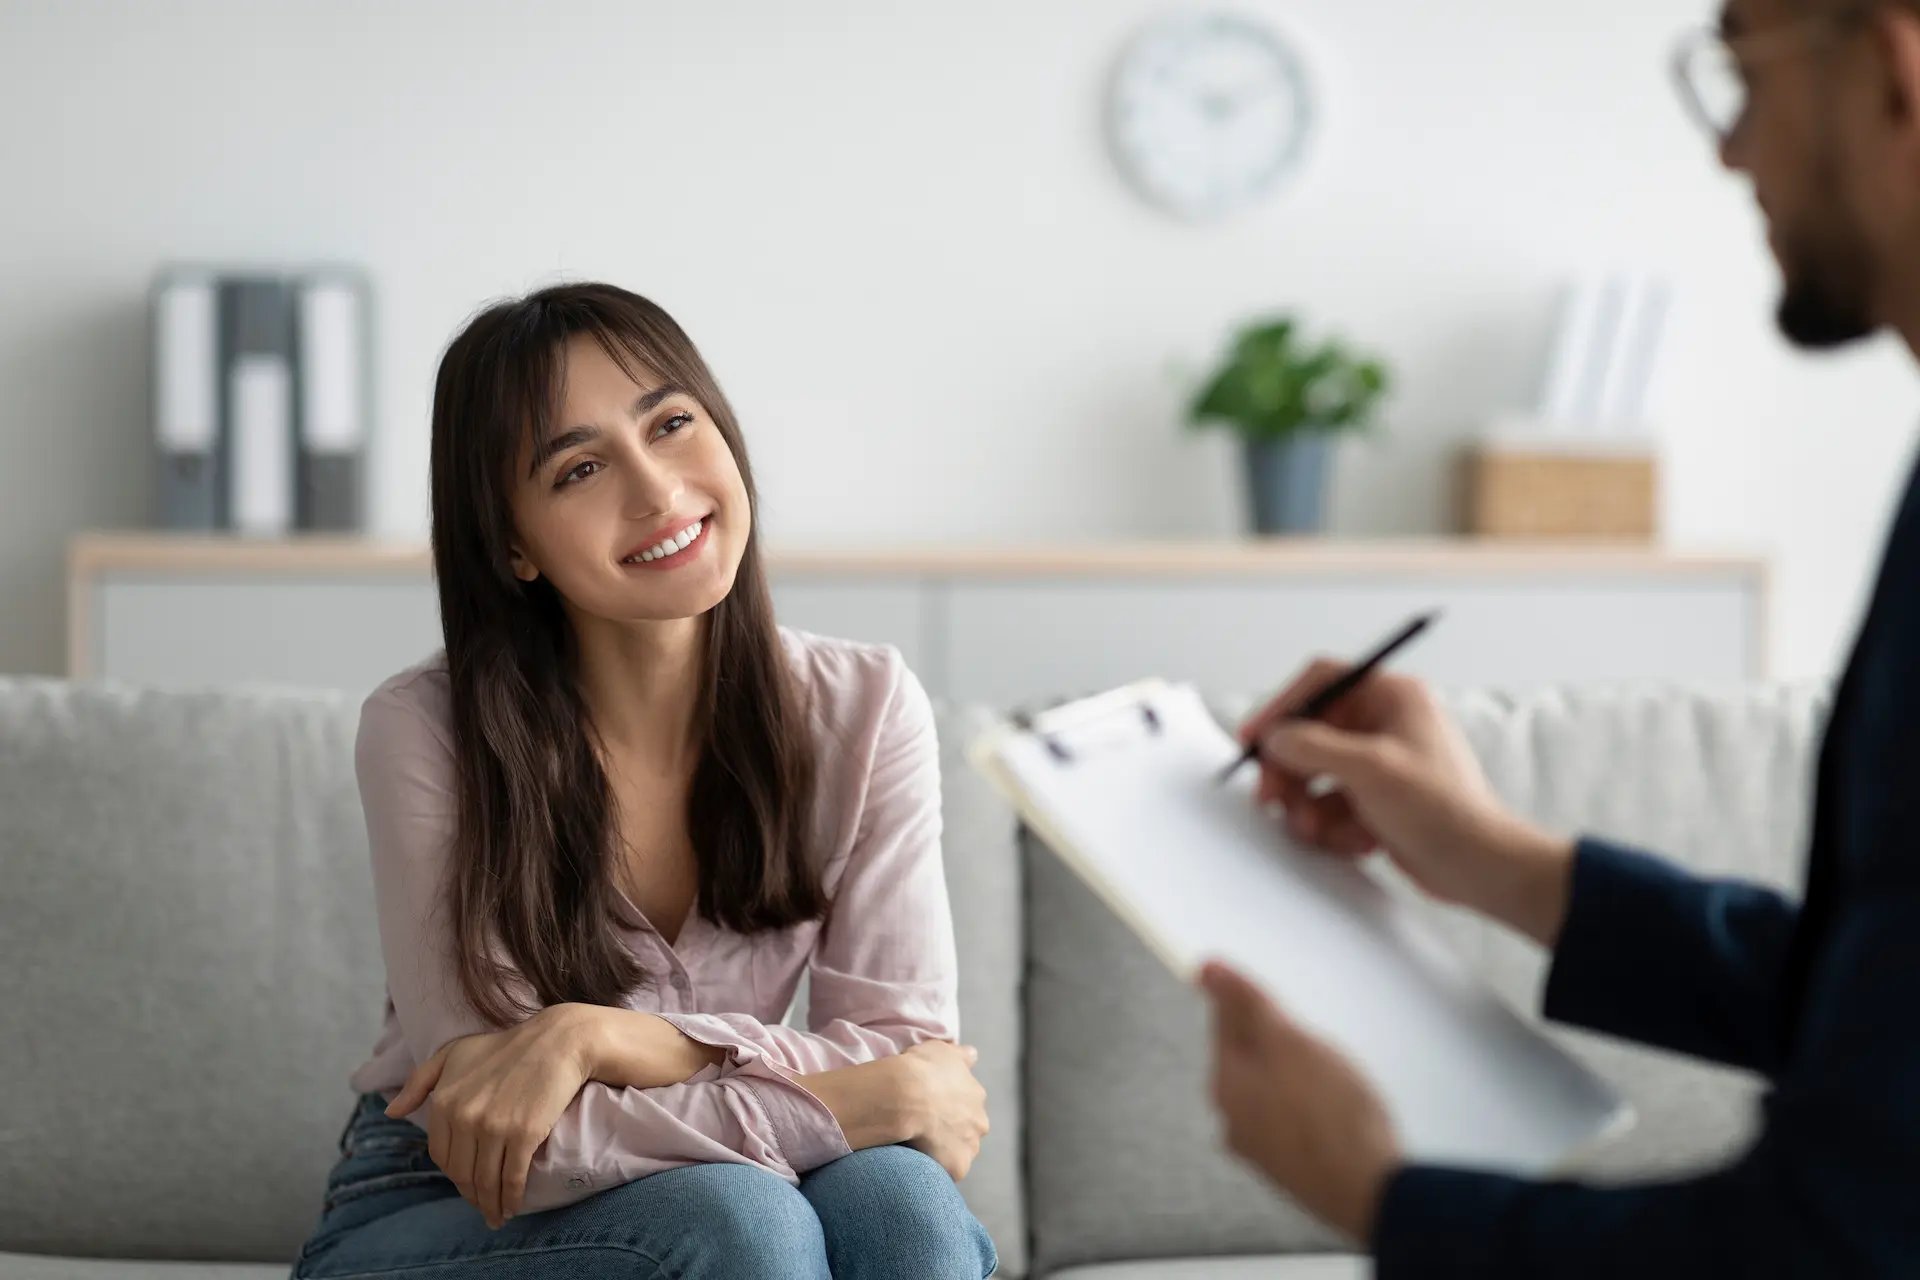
[1202,0,1920,1273]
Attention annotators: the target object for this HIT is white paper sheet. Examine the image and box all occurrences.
[970,679,1632,1175]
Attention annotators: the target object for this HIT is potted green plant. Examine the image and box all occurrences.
[1187,316,1392,535]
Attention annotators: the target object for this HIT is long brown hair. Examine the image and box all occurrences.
[428,282,825,1026]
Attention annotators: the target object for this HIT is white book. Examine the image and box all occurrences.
[294,272,370,531]
[970,681,1632,1175]
[220,277,296,536]
[1572,274,1631,433]
[230,353,293,536]
[152,271,222,529]
[1538,276,1608,431]
[296,278,365,455]
[1596,275,1672,434]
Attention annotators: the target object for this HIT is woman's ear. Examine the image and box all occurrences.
[508,545,540,583]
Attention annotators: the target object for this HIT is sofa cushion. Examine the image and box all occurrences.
[1022,682,1826,1273]
[0,678,381,1260]
[1024,831,1349,1273]
[0,1255,288,1279]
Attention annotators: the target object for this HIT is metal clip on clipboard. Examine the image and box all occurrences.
[1009,681,1171,766]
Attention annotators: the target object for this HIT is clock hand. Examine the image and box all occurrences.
[1199,91,1237,121]
[1196,78,1280,121]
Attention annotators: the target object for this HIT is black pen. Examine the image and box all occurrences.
[1215,609,1442,786]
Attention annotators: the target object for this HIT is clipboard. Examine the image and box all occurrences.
[969,679,1634,1175]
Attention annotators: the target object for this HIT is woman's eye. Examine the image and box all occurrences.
[557,460,601,488]
[657,412,694,438]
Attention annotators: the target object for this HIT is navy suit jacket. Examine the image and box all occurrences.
[1373,453,1920,1278]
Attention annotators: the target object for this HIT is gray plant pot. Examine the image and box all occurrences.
[1243,433,1334,534]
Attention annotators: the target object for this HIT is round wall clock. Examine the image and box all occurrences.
[1108,11,1317,222]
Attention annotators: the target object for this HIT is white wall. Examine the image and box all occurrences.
[3,0,1914,681]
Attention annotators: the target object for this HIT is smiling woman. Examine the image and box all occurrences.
[288,284,997,1280]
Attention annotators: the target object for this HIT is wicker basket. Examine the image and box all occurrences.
[1461,444,1659,540]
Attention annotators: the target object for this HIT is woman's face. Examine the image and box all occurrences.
[507,333,750,624]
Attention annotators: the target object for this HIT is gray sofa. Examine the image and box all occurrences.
[0,675,1826,1278]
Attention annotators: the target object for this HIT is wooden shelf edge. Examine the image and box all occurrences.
[67,531,1769,580]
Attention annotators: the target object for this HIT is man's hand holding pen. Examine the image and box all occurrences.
[1198,644,1579,1242]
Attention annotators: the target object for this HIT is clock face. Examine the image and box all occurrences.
[1108,11,1316,222]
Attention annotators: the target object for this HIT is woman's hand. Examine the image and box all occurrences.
[387,1005,725,1229]
[382,1004,581,1229]
[584,1008,728,1091]
[1240,658,1577,947]
[804,1041,991,1180]
[1198,960,1400,1243]
[898,1041,990,1181]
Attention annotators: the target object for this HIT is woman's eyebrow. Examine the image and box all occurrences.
[530,384,687,477]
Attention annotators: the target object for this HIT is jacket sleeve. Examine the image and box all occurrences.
[1373,883,1920,1276]
[1539,837,1800,1074]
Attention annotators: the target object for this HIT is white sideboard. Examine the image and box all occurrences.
[68,534,1770,708]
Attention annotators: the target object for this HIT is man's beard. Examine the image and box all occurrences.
[1778,236,1876,349]
[1776,155,1877,349]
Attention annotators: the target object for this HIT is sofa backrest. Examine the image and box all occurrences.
[0,675,1830,1276]
[0,679,381,1260]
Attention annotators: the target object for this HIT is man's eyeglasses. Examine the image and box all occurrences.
[1672,8,1876,142]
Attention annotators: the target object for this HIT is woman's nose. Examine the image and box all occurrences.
[622,455,684,519]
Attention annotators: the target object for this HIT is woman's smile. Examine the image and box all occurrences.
[619,514,713,572]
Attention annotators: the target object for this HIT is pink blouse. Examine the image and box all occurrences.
[347,628,958,1213]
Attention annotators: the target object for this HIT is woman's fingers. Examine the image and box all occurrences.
[427,1103,486,1213]
[503,1132,539,1221]
[444,1109,480,1211]
[427,1101,450,1176]
[386,1046,448,1118]
[474,1127,508,1229]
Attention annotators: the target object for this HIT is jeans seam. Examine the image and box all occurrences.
[298,1237,670,1279]
[334,1099,368,1154]
[322,1168,448,1215]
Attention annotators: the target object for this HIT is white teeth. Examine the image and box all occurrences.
[626,519,703,564]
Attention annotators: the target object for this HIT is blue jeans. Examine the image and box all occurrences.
[293,1093,998,1278]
